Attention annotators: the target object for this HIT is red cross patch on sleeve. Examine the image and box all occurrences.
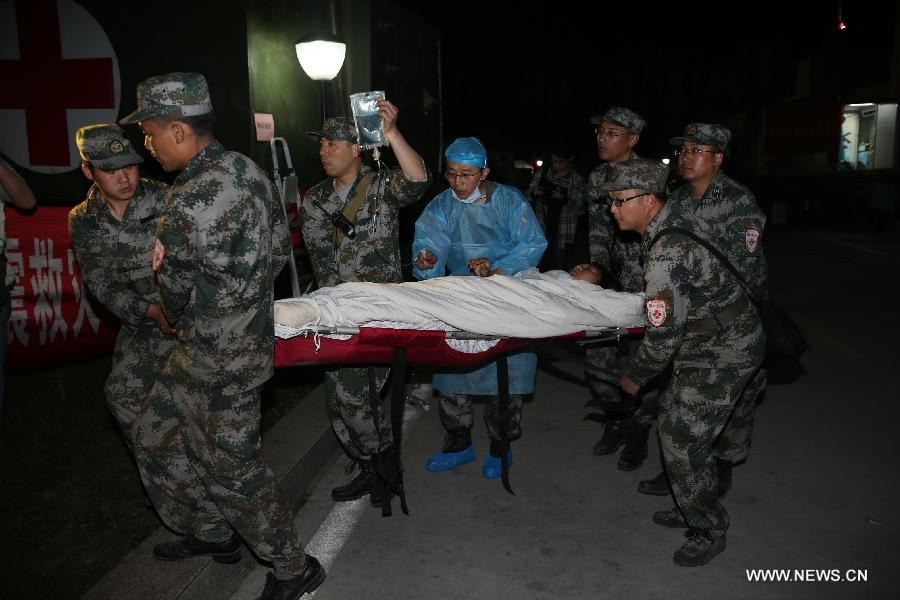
[646,299,668,328]
[745,229,760,253]
[152,239,166,272]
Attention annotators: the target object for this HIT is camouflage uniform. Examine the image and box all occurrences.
[122,73,306,573]
[435,390,528,443]
[587,159,643,293]
[668,124,768,468]
[613,163,765,535]
[301,117,431,461]
[584,108,659,441]
[68,124,174,441]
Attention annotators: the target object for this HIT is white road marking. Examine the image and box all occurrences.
[230,402,427,599]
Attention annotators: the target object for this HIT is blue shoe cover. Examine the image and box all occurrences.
[482,450,513,480]
[425,443,476,472]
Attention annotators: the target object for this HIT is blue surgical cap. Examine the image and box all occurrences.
[445,137,487,168]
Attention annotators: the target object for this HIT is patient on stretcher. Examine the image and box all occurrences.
[568,264,602,285]
[274,268,643,340]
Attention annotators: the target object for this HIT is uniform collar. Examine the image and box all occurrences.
[178,139,226,182]
[696,170,727,201]
[86,179,146,219]
[642,200,675,252]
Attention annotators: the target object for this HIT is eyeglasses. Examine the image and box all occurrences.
[595,128,624,140]
[444,170,481,182]
[674,147,720,156]
[610,192,651,208]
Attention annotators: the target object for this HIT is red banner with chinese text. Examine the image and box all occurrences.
[5,206,119,372]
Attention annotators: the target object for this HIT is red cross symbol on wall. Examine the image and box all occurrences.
[0,0,115,167]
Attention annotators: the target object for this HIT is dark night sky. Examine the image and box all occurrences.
[390,0,897,167]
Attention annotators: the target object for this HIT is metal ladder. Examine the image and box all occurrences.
[270,136,313,297]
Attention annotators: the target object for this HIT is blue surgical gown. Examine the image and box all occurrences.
[412,182,548,394]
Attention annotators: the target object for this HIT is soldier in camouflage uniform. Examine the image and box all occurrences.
[639,124,767,499]
[0,154,36,428]
[571,107,660,471]
[608,158,765,567]
[69,124,175,445]
[300,110,430,503]
[120,73,324,600]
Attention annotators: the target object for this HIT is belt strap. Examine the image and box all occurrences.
[333,171,377,245]
[685,294,750,334]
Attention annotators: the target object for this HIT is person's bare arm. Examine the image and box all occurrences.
[0,162,36,209]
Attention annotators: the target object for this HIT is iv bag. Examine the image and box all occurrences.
[350,91,389,150]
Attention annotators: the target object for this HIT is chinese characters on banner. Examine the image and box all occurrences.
[5,206,118,372]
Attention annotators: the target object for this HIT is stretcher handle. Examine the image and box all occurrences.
[305,325,630,340]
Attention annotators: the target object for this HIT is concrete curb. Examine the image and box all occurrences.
[82,384,339,600]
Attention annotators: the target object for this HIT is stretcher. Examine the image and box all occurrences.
[274,324,643,369]
[272,271,646,511]
[274,322,644,509]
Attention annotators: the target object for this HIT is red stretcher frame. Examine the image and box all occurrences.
[273,325,645,510]
[274,326,645,368]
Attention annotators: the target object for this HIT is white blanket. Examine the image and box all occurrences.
[274,269,644,340]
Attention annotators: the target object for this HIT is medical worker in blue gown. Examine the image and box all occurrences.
[412,137,547,479]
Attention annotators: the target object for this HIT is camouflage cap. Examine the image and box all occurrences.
[669,123,731,150]
[119,72,213,125]
[589,107,646,134]
[76,124,143,170]
[305,117,357,143]
[600,158,668,194]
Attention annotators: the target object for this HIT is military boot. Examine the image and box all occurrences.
[592,419,630,456]
[256,555,326,600]
[617,421,651,471]
[331,460,373,502]
[638,471,670,496]
[153,533,242,564]
[652,507,688,528]
[673,528,726,567]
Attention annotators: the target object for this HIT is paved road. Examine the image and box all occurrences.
[230,229,899,600]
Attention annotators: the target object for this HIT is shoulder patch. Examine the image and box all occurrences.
[152,239,166,272]
[646,299,668,328]
[745,228,760,253]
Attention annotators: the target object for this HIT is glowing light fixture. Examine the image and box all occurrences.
[536,159,543,167]
[661,158,671,165]
[295,33,346,80]
[295,32,346,122]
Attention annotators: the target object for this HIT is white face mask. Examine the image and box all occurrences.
[452,182,484,204]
